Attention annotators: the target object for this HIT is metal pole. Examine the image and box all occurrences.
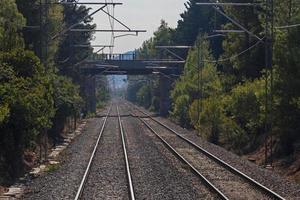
[45,0,49,70]
[270,0,274,167]
[264,0,274,167]
[197,38,201,132]
[39,0,43,60]
[200,37,204,119]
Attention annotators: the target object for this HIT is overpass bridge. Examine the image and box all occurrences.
[80,53,185,75]
[80,53,185,116]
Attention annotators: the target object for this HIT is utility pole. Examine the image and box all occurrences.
[39,0,50,163]
[40,0,49,68]
[264,0,274,167]
[197,39,201,132]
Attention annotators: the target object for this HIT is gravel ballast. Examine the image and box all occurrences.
[132,102,300,200]
[81,106,129,199]
[145,118,271,199]
[23,112,107,200]
[119,105,218,200]
[22,102,300,199]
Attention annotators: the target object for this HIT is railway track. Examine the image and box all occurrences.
[74,104,135,200]
[117,105,136,200]
[125,101,285,200]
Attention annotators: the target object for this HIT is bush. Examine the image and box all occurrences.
[136,85,151,108]
[0,49,55,182]
[171,94,191,127]
[189,96,223,144]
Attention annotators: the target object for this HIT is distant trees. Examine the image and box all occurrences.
[127,20,173,111]
[0,0,107,183]
[171,0,300,157]
[0,0,26,50]
[131,0,300,160]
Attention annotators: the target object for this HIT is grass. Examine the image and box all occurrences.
[45,164,60,173]
[85,112,96,119]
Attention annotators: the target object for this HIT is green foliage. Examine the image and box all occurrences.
[169,0,300,158]
[171,30,272,153]
[127,21,174,111]
[0,49,44,77]
[0,1,91,183]
[220,0,265,80]
[16,0,63,66]
[0,49,54,132]
[45,163,60,173]
[223,79,265,152]
[171,94,191,127]
[272,5,300,155]
[52,75,83,117]
[138,20,174,59]
[0,49,55,181]
[56,2,95,82]
[226,80,264,133]
[190,96,223,144]
[0,0,25,50]
[174,0,224,58]
[171,37,220,127]
[96,76,110,109]
[136,85,151,108]
[188,79,264,153]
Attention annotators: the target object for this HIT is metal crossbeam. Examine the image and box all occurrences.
[50,2,122,5]
[204,34,225,39]
[213,6,263,41]
[214,29,245,33]
[73,45,114,48]
[143,60,185,64]
[156,46,192,49]
[51,5,107,40]
[196,2,262,6]
[70,29,146,33]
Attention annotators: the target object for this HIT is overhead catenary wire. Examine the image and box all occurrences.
[275,23,300,29]
[203,37,265,63]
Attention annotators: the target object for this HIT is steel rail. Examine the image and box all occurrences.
[136,115,229,200]
[117,106,136,200]
[74,105,112,200]
[129,102,285,200]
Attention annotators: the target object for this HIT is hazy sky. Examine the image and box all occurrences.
[80,0,188,53]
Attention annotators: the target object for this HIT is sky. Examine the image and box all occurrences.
[80,0,188,53]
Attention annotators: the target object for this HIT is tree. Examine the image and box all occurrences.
[0,0,25,51]
[0,49,55,182]
[219,0,265,80]
[173,0,224,58]
[16,0,63,67]
[128,20,174,111]
[55,1,95,82]
[273,2,300,155]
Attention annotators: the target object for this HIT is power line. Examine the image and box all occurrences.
[203,37,265,63]
[276,23,300,29]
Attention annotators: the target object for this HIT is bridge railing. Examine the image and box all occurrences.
[89,53,137,61]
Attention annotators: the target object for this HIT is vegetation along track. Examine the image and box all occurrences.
[125,101,285,200]
[74,104,136,200]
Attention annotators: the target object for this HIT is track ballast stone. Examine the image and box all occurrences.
[23,113,106,200]
[120,104,218,200]
[81,106,129,199]
[135,103,300,200]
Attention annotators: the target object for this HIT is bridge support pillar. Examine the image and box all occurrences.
[83,76,96,114]
[159,75,171,116]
